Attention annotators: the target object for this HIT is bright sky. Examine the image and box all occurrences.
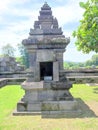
[0,0,95,62]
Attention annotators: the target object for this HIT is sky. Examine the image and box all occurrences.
[0,0,95,62]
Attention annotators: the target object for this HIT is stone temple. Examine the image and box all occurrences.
[16,2,80,117]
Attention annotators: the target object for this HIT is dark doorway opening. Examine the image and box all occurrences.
[40,62,53,80]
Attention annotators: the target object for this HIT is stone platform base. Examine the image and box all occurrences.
[13,110,41,116]
[13,100,81,117]
[41,100,78,111]
[13,110,81,118]
[13,110,82,118]
[42,110,81,118]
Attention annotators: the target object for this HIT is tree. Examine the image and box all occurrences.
[1,44,15,57]
[91,54,98,65]
[85,59,93,66]
[17,43,29,68]
[85,54,98,66]
[73,0,98,53]
[64,61,84,69]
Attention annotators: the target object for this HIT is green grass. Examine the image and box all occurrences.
[0,84,98,130]
[0,85,24,122]
[70,84,98,101]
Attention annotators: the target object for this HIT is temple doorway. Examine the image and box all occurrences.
[40,62,53,80]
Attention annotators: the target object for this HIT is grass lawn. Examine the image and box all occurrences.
[0,84,98,130]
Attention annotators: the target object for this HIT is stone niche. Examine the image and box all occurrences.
[15,2,80,117]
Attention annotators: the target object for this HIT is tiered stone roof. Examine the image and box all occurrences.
[22,2,70,46]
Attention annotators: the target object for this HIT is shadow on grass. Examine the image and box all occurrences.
[42,98,98,119]
[93,88,98,94]
[76,98,98,118]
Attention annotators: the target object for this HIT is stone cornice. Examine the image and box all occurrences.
[22,37,70,49]
[22,37,70,44]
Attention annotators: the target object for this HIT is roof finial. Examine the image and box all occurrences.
[44,1,47,4]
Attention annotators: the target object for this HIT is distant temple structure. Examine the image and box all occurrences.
[16,2,80,117]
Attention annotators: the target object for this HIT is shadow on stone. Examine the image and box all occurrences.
[42,98,98,118]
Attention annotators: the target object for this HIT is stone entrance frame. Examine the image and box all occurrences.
[34,49,60,82]
[15,2,81,117]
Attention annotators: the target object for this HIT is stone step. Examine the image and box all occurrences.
[41,100,79,111]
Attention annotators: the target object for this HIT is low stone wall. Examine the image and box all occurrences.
[0,78,26,88]
[0,71,26,88]
[64,69,98,77]
[68,76,98,84]
[0,79,8,88]
[0,71,27,88]
[60,69,98,84]
[7,78,26,85]
[1,69,98,88]
[0,71,27,78]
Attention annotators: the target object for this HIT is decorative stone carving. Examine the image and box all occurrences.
[51,82,72,90]
[15,2,80,117]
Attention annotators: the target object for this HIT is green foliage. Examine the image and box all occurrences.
[85,54,98,67]
[17,43,29,68]
[64,61,84,69]
[64,54,98,69]
[15,57,23,65]
[1,44,15,57]
[73,0,98,53]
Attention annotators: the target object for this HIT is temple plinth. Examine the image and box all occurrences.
[15,2,80,117]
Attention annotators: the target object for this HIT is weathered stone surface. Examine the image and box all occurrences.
[42,101,59,111]
[15,2,80,117]
[22,1,69,46]
[38,90,47,101]
[34,62,40,81]
[43,82,51,89]
[0,79,7,88]
[27,103,41,111]
[17,101,27,111]
[59,100,78,110]
[0,57,25,73]
[22,81,44,90]
[41,100,78,111]
[51,82,72,90]
[23,91,38,102]
[37,50,55,62]
[42,110,81,118]
[53,62,59,81]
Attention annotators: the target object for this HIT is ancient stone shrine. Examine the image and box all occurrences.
[16,2,80,117]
